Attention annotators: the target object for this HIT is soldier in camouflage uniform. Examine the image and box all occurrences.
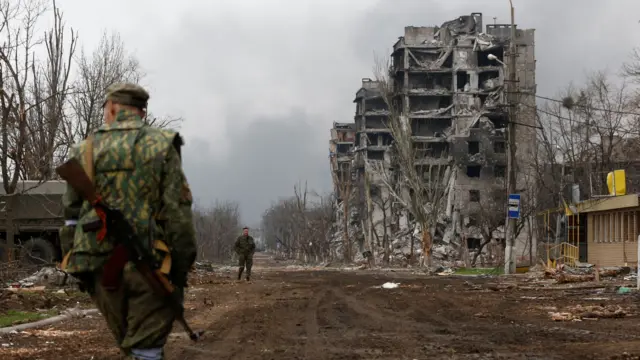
[59,83,197,360]
[235,227,256,281]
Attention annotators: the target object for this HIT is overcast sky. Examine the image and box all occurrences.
[55,0,640,224]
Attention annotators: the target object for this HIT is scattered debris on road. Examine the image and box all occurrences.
[380,282,400,289]
[549,304,628,321]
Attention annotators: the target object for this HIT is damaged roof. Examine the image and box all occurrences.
[333,122,356,130]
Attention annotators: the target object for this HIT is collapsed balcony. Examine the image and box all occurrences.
[408,73,453,93]
[409,96,453,115]
[406,48,453,70]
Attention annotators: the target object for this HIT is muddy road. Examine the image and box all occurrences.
[2,254,640,359]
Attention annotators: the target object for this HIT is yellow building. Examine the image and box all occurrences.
[580,194,639,267]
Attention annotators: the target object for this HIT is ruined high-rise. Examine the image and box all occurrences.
[331,13,536,264]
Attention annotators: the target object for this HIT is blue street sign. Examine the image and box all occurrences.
[508,194,521,219]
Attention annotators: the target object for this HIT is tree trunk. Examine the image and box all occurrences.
[421,226,432,268]
[3,195,16,262]
[342,182,351,262]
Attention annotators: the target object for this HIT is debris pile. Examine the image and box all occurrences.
[543,264,631,284]
[13,267,76,288]
[549,304,628,321]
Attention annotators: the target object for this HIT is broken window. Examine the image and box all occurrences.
[467,216,478,227]
[369,185,381,197]
[486,112,508,129]
[477,47,505,67]
[366,133,378,146]
[380,133,393,146]
[467,237,481,250]
[367,150,384,161]
[336,144,351,154]
[466,165,481,178]
[426,142,449,158]
[392,52,405,71]
[494,141,506,153]
[479,70,500,90]
[468,141,480,155]
[364,98,387,112]
[494,165,506,178]
[456,71,470,91]
[441,52,453,68]
[408,73,453,90]
[365,117,387,129]
[411,118,452,137]
[469,190,480,202]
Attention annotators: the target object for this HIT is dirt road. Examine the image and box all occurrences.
[3,253,640,359]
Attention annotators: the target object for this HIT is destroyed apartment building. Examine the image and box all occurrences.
[329,122,356,200]
[330,12,537,265]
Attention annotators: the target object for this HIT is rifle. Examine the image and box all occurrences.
[55,158,203,342]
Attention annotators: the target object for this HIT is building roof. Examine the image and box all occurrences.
[575,194,639,214]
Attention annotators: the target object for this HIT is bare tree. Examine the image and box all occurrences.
[623,47,640,83]
[535,71,638,198]
[193,200,241,262]
[372,57,453,267]
[0,0,48,192]
[469,189,505,266]
[261,183,334,263]
[23,0,77,179]
[331,161,353,261]
[369,180,393,265]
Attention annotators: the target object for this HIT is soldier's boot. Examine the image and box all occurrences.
[237,267,244,280]
[246,271,251,281]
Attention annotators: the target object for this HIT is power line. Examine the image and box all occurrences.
[519,102,640,137]
[506,91,640,117]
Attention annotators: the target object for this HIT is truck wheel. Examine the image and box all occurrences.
[20,238,56,265]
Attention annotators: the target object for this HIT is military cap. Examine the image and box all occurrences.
[103,82,149,110]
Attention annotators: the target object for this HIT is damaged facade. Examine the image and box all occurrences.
[329,122,356,200]
[330,12,537,265]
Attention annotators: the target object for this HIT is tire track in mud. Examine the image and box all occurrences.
[331,287,453,331]
[304,287,328,357]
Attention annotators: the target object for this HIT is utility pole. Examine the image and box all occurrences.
[504,0,518,274]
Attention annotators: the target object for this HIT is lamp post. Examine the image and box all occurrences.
[488,0,518,274]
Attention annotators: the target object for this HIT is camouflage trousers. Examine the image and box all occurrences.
[86,263,179,356]
[238,254,253,277]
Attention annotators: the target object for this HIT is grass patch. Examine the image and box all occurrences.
[454,267,504,275]
[0,310,57,328]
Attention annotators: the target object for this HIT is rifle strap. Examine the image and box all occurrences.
[82,134,106,242]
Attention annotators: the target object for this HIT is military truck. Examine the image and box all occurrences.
[0,180,65,264]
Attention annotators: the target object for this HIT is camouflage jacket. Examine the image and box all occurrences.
[235,235,256,256]
[60,109,197,277]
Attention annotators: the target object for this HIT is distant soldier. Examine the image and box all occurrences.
[59,83,197,360]
[235,227,256,281]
